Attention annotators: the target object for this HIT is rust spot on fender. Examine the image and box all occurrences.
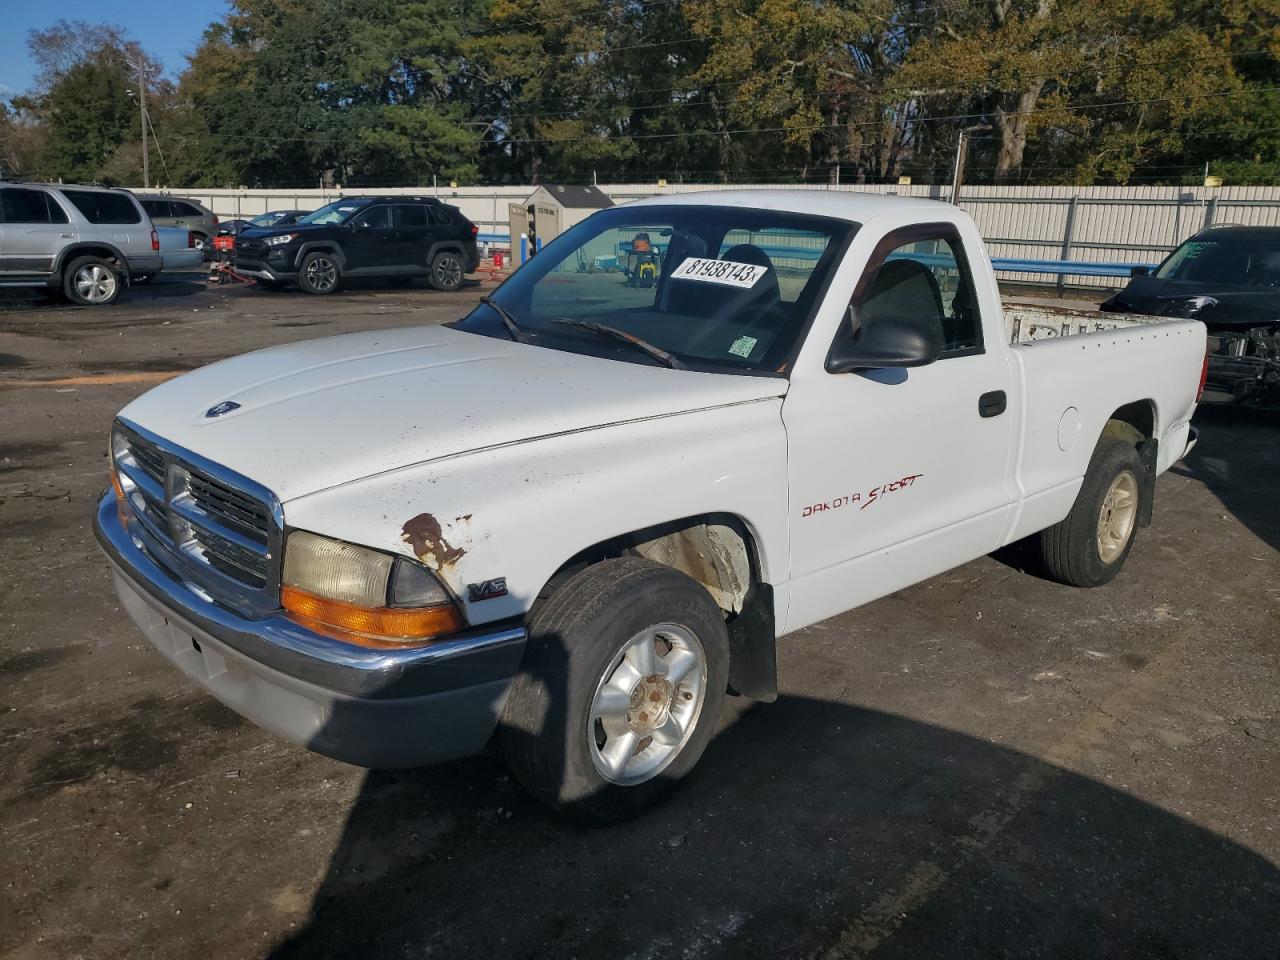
[401,513,467,572]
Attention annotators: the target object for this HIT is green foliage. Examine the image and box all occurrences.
[4,0,1279,186]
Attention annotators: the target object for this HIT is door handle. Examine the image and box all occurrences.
[978,390,1007,418]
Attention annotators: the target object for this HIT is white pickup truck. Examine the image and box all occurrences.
[95,191,1207,821]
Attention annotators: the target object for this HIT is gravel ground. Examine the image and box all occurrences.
[1,272,1277,960]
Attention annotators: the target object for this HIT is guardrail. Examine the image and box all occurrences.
[476,232,1154,281]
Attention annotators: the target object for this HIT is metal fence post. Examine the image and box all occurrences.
[1202,197,1218,230]
[1056,196,1079,298]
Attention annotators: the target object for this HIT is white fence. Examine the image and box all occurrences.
[155,182,1280,288]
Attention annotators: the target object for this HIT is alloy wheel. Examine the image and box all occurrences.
[74,264,118,304]
[1097,470,1138,564]
[587,623,708,786]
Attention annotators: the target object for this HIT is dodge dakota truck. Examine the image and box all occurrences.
[95,191,1207,822]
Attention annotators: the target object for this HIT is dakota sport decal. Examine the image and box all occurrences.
[801,473,924,517]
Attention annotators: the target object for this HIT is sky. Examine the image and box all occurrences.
[0,0,231,98]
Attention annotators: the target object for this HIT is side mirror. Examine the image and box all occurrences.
[826,314,943,374]
[1129,265,1152,278]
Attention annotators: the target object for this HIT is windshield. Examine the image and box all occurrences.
[1156,234,1280,286]
[454,204,853,373]
[297,200,364,225]
[250,211,292,227]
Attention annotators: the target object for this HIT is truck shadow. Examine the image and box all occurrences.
[1172,404,1280,554]
[271,688,1279,958]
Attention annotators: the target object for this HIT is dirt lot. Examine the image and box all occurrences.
[1,273,1277,960]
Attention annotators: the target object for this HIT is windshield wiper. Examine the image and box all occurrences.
[480,295,531,343]
[552,318,687,370]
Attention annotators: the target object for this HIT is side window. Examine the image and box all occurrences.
[62,191,142,224]
[856,234,982,356]
[396,204,429,228]
[2,188,54,223]
[45,195,69,223]
[428,206,452,226]
[141,199,171,218]
[352,205,392,229]
[174,201,205,217]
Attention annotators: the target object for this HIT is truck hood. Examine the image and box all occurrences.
[120,324,787,501]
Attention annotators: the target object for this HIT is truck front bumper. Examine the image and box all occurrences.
[93,492,527,768]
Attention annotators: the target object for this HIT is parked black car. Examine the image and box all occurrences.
[233,196,479,294]
[1101,225,1280,404]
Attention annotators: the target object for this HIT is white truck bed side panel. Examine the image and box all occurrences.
[1004,319,1204,544]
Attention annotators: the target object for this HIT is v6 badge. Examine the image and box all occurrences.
[468,577,508,602]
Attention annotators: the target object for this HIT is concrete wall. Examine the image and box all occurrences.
[146,182,1280,287]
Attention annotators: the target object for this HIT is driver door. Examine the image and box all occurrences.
[345,204,397,270]
[781,223,1018,632]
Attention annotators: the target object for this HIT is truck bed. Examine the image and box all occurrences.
[1003,300,1186,345]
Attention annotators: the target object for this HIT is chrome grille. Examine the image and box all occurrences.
[113,420,282,616]
[188,470,270,543]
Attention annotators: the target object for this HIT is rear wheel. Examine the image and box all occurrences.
[63,256,122,306]
[1037,437,1145,587]
[429,250,464,291]
[501,557,729,823]
[298,251,340,295]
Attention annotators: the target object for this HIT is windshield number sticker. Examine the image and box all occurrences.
[671,257,767,289]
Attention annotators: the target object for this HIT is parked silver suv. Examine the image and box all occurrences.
[0,182,162,306]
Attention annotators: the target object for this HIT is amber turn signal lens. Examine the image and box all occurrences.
[111,469,125,500]
[281,585,463,648]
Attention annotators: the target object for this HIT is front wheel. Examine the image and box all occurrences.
[429,250,464,291]
[501,557,729,823]
[1037,437,1145,587]
[297,251,340,295]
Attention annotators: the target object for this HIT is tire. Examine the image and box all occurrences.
[429,250,464,291]
[63,256,122,306]
[501,556,730,824]
[297,251,340,295]
[1037,437,1145,587]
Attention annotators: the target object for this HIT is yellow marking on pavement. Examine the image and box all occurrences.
[0,371,185,388]
[821,626,1195,960]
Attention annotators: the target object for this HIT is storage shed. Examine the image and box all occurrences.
[508,184,614,257]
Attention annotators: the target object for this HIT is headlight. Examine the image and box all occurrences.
[264,233,297,246]
[109,428,128,500]
[281,531,464,646]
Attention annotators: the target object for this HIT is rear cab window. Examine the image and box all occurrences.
[62,191,142,225]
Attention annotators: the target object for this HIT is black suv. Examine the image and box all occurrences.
[233,196,480,294]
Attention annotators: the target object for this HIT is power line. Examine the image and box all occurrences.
[173,85,1280,151]
[497,49,1272,122]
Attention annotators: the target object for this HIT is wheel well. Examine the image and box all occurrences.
[1105,399,1155,442]
[545,514,761,615]
[297,244,344,269]
[541,515,778,702]
[1102,400,1159,528]
[59,246,125,273]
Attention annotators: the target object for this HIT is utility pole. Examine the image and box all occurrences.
[950,130,968,205]
[138,58,150,188]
